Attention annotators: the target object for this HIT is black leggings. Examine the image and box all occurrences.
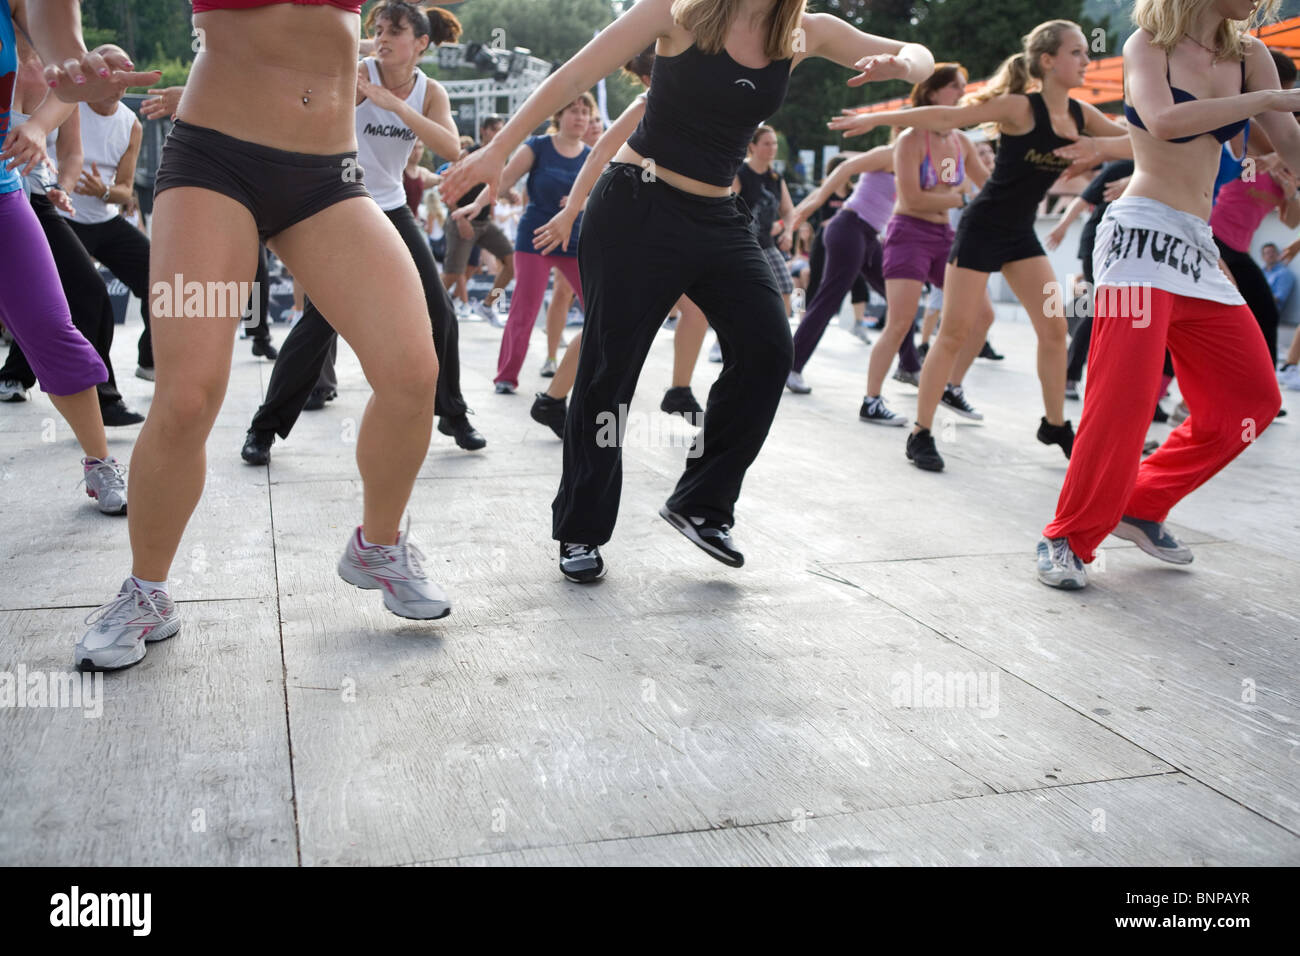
[67,214,153,368]
[1216,237,1279,364]
[249,203,465,438]
[554,163,793,544]
[0,194,123,405]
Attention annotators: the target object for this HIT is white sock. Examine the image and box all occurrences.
[359,528,396,549]
[131,576,167,594]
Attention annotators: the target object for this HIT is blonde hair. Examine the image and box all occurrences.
[1133,0,1280,62]
[671,0,807,62]
[966,20,1081,105]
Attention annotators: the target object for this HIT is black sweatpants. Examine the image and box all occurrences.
[67,215,153,368]
[1216,237,1279,365]
[553,162,794,544]
[250,203,465,438]
[0,194,123,406]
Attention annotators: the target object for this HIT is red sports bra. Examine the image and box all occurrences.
[191,0,363,14]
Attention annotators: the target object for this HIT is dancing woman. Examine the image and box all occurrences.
[441,0,932,581]
[1038,0,1291,588]
[55,0,452,670]
[241,1,486,463]
[832,20,1128,470]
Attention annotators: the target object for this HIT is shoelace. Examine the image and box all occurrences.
[366,516,428,579]
[84,585,162,629]
[1049,537,1078,569]
[562,543,595,560]
[80,458,127,494]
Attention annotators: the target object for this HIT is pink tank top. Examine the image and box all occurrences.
[1210,171,1285,253]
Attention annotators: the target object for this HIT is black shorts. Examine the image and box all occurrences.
[948,206,1046,273]
[154,120,370,242]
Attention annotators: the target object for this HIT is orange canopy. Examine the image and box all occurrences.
[856,15,1300,113]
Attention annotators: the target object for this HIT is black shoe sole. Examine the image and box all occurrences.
[659,506,744,568]
[437,419,487,450]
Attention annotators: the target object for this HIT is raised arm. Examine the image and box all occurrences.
[790,146,891,229]
[798,12,933,85]
[829,95,1028,139]
[1242,36,1300,185]
[439,0,673,202]
[1126,31,1296,143]
[25,0,160,100]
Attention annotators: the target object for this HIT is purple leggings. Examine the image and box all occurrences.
[0,189,106,395]
[792,208,920,374]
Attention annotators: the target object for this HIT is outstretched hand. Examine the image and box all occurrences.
[45,48,160,103]
[827,108,881,138]
[847,54,909,87]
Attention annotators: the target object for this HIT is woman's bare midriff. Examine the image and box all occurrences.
[1125,129,1225,221]
[612,144,735,197]
[181,7,360,154]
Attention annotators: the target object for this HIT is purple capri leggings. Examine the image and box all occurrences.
[0,189,106,395]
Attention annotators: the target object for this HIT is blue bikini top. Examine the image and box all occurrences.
[1124,58,1248,144]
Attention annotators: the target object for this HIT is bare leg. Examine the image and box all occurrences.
[1001,256,1068,425]
[920,307,940,346]
[546,268,573,360]
[868,278,923,396]
[47,387,109,461]
[913,264,988,433]
[547,331,581,399]
[672,295,709,388]
[127,188,257,582]
[272,197,440,546]
[947,292,997,387]
[1285,328,1300,367]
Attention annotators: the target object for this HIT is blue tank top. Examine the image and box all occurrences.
[1,0,22,195]
[514,134,589,258]
[1212,123,1250,202]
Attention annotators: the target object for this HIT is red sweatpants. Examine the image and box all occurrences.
[1044,286,1281,562]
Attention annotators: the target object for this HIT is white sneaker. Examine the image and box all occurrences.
[337,519,452,620]
[76,578,181,671]
[0,377,28,402]
[1036,536,1088,590]
[1278,364,1300,391]
[785,370,811,394]
[540,357,558,377]
[82,456,128,515]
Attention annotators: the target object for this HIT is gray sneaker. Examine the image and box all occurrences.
[1036,536,1088,589]
[337,520,452,620]
[0,377,29,402]
[82,456,127,515]
[1111,515,1193,565]
[892,367,920,387]
[76,577,181,671]
[785,370,811,394]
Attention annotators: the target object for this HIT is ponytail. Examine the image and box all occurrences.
[968,52,1032,105]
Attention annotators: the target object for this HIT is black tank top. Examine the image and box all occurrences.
[627,42,792,187]
[966,93,1085,230]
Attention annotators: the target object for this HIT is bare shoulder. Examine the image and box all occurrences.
[1123,29,1159,63]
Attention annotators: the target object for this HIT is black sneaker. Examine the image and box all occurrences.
[99,401,145,427]
[660,386,703,420]
[659,505,744,567]
[978,340,1004,361]
[530,392,566,440]
[1037,417,1075,459]
[241,428,274,465]
[437,414,487,450]
[905,428,944,471]
[941,384,983,420]
[251,337,278,360]
[1152,402,1169,424]
[918,341,929,361]
[559,542,605,582]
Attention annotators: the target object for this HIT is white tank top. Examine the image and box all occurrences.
[65,100,135,225]
[10,110,60,196]
[355,57,428,211]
